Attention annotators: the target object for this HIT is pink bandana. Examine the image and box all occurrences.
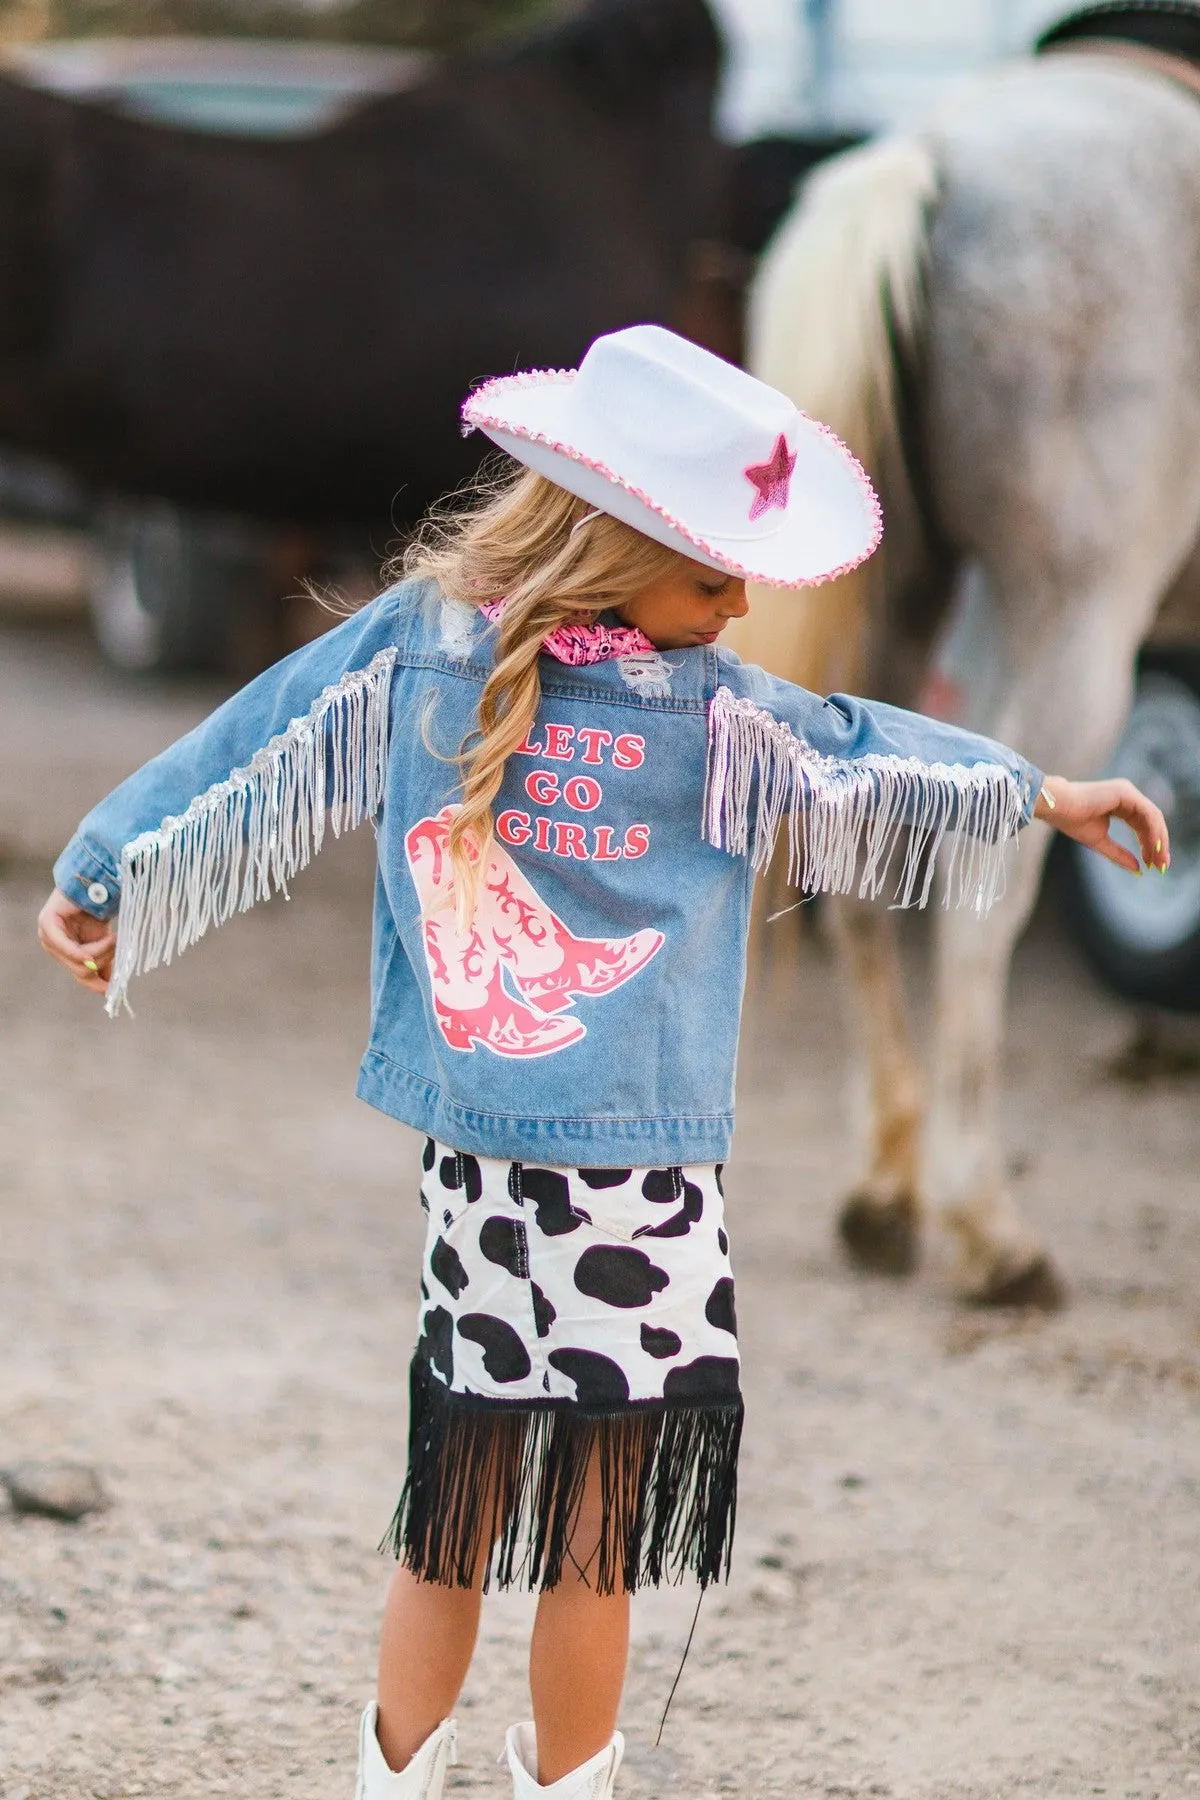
[479,597,657,666]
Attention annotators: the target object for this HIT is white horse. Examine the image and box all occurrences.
[732,44,1200,1305]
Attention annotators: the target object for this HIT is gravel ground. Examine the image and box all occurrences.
[3,619,1200,1800]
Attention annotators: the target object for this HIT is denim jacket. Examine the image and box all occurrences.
[55,578,1041,1165]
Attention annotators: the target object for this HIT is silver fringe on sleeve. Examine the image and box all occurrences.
[703,686,1023,914]
[106,647,397,1016]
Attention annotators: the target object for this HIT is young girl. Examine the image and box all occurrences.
[38,325,1167,1800]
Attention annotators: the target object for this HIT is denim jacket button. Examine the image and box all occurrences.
[86,881,110,906]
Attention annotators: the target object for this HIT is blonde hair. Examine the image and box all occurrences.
[401,463,684,923]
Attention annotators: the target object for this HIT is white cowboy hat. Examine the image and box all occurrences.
[461,323,880,588]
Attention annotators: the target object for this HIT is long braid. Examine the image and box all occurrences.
[446,597,549,926]
[400,464,684,922]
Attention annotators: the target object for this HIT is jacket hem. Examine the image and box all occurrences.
[355,1050,734,1164]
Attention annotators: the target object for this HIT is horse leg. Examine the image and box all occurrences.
[928,823,1063,1306]
[926,582,1169,1306]
[828,894,924,1275]
[819,535,961,1279]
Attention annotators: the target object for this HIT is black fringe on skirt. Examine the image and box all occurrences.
[383,1356,743,1594]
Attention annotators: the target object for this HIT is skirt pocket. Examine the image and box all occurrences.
[569,1165,712,1243]
[420,1138,487,1233]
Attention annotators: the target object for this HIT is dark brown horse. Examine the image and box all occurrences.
[0,0,726,531]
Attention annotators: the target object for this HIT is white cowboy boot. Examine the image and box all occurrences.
[355,1702,457,1800]
[505,1722,624,1799]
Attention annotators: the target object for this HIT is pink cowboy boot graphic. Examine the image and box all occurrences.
[479,852,663,1012]
[406,814,584,1058]
[405,809,663,1057]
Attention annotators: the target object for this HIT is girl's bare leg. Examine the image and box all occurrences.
[375,1562,485,1770]
[528,1458,631,1785]
[376,1455,630,1783]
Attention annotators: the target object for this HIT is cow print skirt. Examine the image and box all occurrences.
[384,1140,743,1595]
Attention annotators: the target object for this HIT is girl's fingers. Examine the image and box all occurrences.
[38,917,115,964]
[62,931,116,964]
[61,943,112,991]
[1100,788,1165,869]
[1089,831,1143,876]
[1059,781,1171,872]
[1114,790,1169,869]
[73,965,110,993]
[36,890,117,992]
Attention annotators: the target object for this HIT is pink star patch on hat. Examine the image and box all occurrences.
[744,432,797,521]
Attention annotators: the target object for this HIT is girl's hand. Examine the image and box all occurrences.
[37,889,116,995]
[1034,775,1169,875]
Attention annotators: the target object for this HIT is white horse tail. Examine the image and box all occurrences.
[738,136,939,696]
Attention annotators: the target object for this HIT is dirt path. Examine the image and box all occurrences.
[3,620,1200,1800]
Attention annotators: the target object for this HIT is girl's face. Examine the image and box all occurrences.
[614,559,749,650]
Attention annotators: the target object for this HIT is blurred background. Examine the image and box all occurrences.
[4,6,1200,1798]
[0,0,1089,681]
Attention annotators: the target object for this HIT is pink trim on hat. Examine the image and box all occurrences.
[461,368,883,590]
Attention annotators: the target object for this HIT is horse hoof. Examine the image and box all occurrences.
[970,1254,1068,1312]
[837,1193,920,1276]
